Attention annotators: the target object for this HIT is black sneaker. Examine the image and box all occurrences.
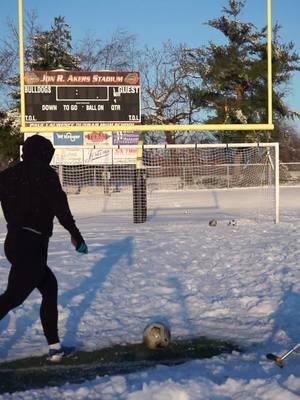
[48,345,76,362]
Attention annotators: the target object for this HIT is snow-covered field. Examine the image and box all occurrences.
[1,187,300,399]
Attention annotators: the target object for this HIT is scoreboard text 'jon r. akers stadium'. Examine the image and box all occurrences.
[24,71,141,127]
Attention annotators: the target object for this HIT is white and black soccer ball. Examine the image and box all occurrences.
[228,219,237,226]
[209,219,217,227]
[143,322,171,350]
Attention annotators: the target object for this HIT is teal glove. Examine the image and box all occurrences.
[77,241,88,254]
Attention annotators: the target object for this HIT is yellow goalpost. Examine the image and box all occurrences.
[18,0,274,133]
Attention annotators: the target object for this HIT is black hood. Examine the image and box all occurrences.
[22,135,55,165]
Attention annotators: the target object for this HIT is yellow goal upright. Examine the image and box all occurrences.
[18,0,274,134]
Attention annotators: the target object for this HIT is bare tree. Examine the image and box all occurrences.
[76,29,138,71]
[0,10,40,106]
[137,41,200,144]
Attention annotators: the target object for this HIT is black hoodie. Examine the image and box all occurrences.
[0,135,83,243]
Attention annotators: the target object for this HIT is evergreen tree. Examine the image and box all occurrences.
[0,110,22,169]
[184,0,300,142]
[28,16,80,70]
[0,15,79,168]
[3,16,79,117]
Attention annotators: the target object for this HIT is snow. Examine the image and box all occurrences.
[1,186,300,399]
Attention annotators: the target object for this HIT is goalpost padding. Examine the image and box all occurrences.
[133,169,147,223]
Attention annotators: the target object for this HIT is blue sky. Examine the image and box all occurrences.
[1,0,300,126]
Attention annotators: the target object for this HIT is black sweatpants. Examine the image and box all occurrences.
[0,229,59,345]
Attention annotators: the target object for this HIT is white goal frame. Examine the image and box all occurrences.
[137,142,280,224]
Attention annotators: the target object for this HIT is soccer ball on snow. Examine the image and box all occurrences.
[228,219,237,226]
[143,322,171,350]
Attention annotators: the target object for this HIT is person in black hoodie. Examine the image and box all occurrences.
[0,135,88,361]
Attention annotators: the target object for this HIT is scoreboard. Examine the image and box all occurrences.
[24,71,141,127]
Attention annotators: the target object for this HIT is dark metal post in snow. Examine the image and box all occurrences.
[133,140,147,223]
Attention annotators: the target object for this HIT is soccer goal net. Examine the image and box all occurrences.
[54,143,279,224]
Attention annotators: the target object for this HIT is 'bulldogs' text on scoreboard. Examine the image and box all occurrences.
[24,71,141,126]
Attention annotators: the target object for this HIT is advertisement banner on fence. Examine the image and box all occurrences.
[51,148,84,165]
[112,147,137,164]
[83,148,112,165]
[84,132,112,146]
[112,132,140,145]
[24,132,54,143]
[53,132,83,146]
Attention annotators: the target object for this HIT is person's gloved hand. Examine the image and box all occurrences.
[71,237,88,254]
[77,241,88,254]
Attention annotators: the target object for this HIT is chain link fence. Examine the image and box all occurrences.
[280,163,300,185]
